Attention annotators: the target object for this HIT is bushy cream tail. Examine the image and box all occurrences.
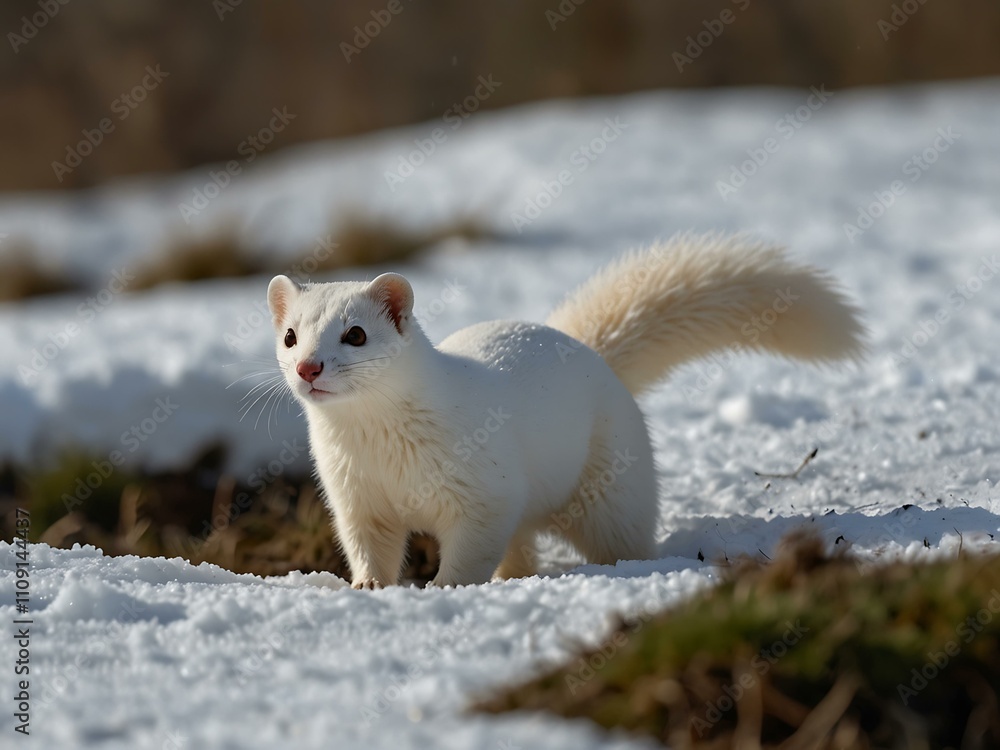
[546,234,865,396]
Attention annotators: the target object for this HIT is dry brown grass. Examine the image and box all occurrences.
[132,230,267,291]
[0,241,83,301]
[131,214,492,292]
[5,1,1000,191]
[6,212,493,301]
[331,215,492,269]
[0,451,438,582]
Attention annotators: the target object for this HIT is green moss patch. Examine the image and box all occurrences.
[480,535,1000,749]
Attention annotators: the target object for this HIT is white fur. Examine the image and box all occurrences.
[266,234,864,588]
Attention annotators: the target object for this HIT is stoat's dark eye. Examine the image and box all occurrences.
[343,326,367,347]
[284,329,296,348]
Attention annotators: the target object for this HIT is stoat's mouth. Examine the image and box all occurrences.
[295,380,342,403]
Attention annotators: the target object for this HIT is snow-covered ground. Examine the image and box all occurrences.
[1,78,999,748]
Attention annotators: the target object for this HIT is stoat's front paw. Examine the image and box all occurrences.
[351,578,384,590]
[428,575,462,588]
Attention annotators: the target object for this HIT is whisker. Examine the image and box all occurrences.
[227,370,282,390]
[223,357,289,372]
[339,356,391,367]
[273,383,294,435]
[238,383,273,417]
[265,388,280,439]
[254,384,285,432]
[240,381,285,423]
[273,383,294,437]
[335,365,385,374]
[238,372,283,391]
[239,376,285,402]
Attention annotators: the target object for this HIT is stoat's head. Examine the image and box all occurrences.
[267,272,422,408]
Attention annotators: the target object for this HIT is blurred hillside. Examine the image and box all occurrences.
[2,0,999,191]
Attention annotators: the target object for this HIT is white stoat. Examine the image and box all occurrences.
[266,234,864,588]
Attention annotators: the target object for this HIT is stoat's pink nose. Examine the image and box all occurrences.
[296,360,323,383]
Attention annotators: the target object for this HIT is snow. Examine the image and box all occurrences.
[2,542,695,749]
[1,78,999,747]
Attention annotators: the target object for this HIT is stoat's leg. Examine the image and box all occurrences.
[333,510,407,589]
[558,434,658,566]
[431,512,515,587]
[493,524,540,580]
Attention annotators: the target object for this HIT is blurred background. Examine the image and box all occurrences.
[1,0,998,579]
[3,0,1000,191]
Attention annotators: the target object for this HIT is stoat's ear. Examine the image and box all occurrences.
[267,275,299,329]
[367,273,413,334]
